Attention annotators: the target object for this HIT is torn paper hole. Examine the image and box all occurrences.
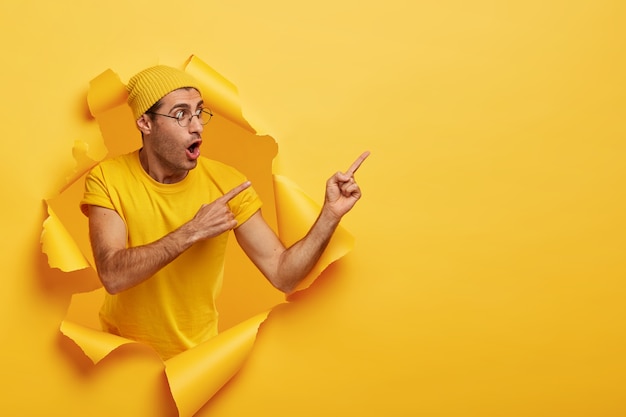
[41,55,355,417]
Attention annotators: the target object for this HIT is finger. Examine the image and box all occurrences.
[346,151,370,176]
[341,181,360,197]
[219,181,252,203]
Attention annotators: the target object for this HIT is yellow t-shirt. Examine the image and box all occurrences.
[80,150,262,360]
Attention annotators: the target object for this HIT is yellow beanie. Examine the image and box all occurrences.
[126,65,202,120]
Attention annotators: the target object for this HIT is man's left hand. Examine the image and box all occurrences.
[324,151,370,219]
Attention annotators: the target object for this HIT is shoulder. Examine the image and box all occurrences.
[86,151,139,180]
[194,157,262,214]
[92,151,138,171]
[196,157,248,181]
[197,156,240,172]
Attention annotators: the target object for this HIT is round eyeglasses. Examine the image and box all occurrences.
[146,108,213,127]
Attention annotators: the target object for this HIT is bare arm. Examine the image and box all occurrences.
[235,151,369,293]
[88,181,252,294]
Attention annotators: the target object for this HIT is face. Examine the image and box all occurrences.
[137,88,205,183]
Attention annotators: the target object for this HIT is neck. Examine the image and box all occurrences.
[139,148,188,184]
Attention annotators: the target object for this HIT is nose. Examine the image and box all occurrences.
[188,114,204,133]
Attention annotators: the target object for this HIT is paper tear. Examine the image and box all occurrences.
[165,311,270,417]
[41,205,90,272]
[87,68,128,118]
[60,320,141,363]
[65,139,99,189]
[42,55,355,415]
[185,55,255,133]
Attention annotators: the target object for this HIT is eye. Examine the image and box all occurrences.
[174,110,187,120]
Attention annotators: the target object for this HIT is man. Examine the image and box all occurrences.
[81,65,368,360]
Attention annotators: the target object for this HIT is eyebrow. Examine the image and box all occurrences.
[168,99,205,113]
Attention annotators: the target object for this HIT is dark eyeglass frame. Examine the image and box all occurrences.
[146,108,213,127]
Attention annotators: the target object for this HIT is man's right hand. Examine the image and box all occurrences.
[188,181,252,241]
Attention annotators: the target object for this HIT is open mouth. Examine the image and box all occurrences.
[186,140,202,159]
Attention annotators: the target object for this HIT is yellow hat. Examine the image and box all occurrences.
[126,65,202,120]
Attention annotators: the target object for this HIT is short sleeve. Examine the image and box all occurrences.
[230,184,263,228]
[80,165,116,216]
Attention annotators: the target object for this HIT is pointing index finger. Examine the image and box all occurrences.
[346,151,370,176]
[220,181,251,203]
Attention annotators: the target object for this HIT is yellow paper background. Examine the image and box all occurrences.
[2,1,625,417]
[43,55,355,416]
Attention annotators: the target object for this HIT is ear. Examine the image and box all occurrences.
[136,114,152,135]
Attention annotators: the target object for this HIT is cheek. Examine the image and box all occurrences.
[153,131,181,155]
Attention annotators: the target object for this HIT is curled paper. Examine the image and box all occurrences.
[185,55,255,132]
[60,320,141,363]
[41,205,90,272]
[42,55,355,416]
[273,174,355,294]
[165,311,270,417]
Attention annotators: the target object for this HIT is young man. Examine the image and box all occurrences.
[81,65,368,359]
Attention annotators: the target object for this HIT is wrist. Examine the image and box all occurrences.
[319,204,342,227]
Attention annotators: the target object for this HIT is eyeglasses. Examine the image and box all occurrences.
[146,108,213,127]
